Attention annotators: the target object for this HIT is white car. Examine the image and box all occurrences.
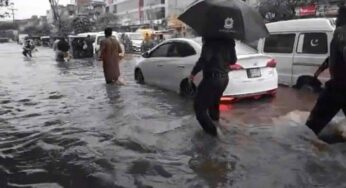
[125,32,144,52]
[134,38,278,98]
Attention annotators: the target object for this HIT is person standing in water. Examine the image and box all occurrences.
[56,37,70,61]
[306,6,346,137]
[189,37,237,136]
[99,28,123,84]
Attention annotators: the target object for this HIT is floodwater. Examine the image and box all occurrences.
[1,43,346,188]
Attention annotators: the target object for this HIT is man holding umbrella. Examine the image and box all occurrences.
[179,0,269,136]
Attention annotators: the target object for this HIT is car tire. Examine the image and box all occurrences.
[135,69,145,84]
[180,79,196,98]
[294,76,322,93]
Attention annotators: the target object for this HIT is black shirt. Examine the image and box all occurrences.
[57,40,70,52]
[191,38,237,76]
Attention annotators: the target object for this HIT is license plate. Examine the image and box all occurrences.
[247,68,261,78]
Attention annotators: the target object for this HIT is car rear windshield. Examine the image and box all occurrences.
[193,38,257,55]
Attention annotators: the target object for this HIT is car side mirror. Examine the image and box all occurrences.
[142,51,150,58]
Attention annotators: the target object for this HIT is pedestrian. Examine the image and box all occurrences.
[57,37,70,61]
[189,37,237,136]
[86,35,94,57]
[22,39,35,57]
[150,34,157,47]
[157,34,165,44]
[306,6,346,137]
[141,33,153,53]
[99,27,124,85]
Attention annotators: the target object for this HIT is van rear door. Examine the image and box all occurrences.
[260,33,296,86]
[292,32,331,86]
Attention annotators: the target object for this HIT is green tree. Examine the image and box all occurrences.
[95,13,117,30]
[0,21,17,30]
[72,16,93,34]
[0,0,12,18]
[258,0,316,22]
[48,0,64,35]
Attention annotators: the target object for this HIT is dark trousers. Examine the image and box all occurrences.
[23,49,32,57]
[306,81,346,135]
[194,75,229,136]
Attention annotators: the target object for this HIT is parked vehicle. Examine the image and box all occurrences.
[0,38,10,43]
[68,36,93,59]
[77,32,98,41]
[41,36,51,47]
[77,32,97,53]
[135,38,278,98]
[94,32,124,57]
[125,32,143,53]
[18,34,28,45]
[257,18,335,90]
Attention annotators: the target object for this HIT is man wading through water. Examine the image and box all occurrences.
[189,38,237,136]
[306,6,346,138]
[99,28,123,84]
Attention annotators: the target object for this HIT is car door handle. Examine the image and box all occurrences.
[177,65,185,68]
[157,64,163,67]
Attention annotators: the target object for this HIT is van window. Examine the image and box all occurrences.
[297,33,328,54]
[263,34,295,53]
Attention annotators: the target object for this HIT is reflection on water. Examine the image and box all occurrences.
[1,43,346,187]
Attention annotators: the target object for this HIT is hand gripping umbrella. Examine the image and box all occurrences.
[178,0,269,42]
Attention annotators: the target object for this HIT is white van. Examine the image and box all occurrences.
[257,18,335,88]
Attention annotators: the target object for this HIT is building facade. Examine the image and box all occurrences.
[104,0,268,28]
[105,0,196,27]
[76,0,91,6]
[75,0,106,18]
[46,4,77,24]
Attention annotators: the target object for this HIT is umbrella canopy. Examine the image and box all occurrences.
[178,0,269,42]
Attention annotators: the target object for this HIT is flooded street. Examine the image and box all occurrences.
[1,43,346,188]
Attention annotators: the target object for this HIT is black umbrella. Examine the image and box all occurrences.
[178,0,269,42]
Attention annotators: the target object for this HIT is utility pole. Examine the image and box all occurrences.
[49,0,62,34]
[175,0,178,15]
[8,5,17,24]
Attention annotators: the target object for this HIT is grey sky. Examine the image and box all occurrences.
[10,0,71,20]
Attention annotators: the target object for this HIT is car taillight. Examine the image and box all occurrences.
[230,63,244,70]
[266,58,277,68]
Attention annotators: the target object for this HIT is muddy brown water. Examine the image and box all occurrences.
[1,43,346,188]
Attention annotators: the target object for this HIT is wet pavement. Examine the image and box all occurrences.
[1,43,346,188]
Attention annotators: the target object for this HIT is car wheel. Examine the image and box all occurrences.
[180,79,196,98]
[294,76,322,92]
[135,69,145,84]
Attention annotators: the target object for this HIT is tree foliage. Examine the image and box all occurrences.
[0,0,12,18]
[48,0,65,35]
[95,13,117,31]
[23,22,53,36]
[72,16,93,34]
[0,21,17,30]
[258,0,316,22]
